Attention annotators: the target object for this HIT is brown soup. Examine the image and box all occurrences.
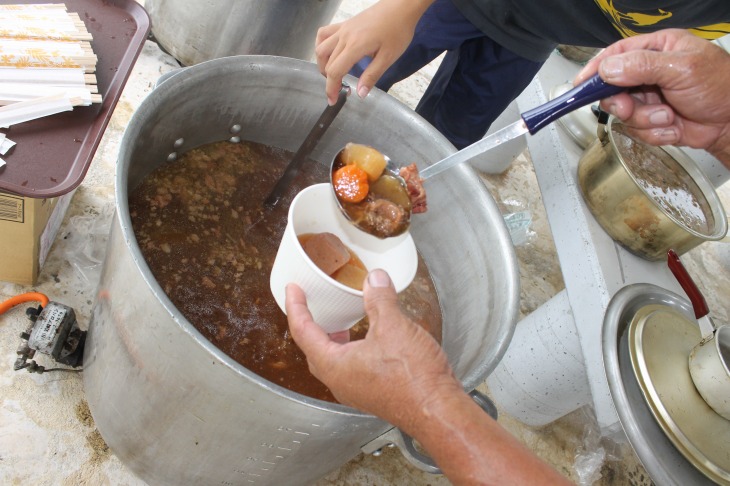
[298,232,368,291]
[129,140,442,402]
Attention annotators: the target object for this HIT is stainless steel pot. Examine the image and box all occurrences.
[578,117,728,261]
[145,0,343,66]
[83,56,519,486]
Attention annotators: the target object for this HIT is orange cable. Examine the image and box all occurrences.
[0,292,49,315]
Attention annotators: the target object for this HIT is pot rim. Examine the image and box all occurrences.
[606,117,728,241]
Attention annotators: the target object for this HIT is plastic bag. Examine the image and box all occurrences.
[572,407,626,485]
[63,202,114,287]
[501,196,536,246]
[503,210,533,246]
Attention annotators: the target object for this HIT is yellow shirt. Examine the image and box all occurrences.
[593,0,730,39]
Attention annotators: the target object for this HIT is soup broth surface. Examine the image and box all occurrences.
[129,140,442,402]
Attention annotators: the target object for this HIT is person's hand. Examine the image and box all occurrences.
[285,268,461,430]
[315,0,434,105]
[576,29,730,167]
[287,269,573,485]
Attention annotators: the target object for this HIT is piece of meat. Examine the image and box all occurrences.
[300,232,350,276]
[399,163,427,214]
[364,198,409,238]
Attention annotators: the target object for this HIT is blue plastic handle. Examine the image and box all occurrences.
[521,73,624,134]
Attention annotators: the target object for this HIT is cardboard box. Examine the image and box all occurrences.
[0,191,74,285]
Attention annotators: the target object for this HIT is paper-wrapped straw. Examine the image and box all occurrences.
[0,67,88,85]
[0,4,67,11]
[0,93,78,126]
[0,39,89,54]
[0,54,97,71]
[0,83,98,105]
[0,5,92,41]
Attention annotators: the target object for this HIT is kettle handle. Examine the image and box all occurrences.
[360,389,498,474]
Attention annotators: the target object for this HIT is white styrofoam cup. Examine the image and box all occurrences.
[270,183,418,333]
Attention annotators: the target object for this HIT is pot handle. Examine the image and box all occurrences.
[667,249,710,319]
[667,249,716,338]
[360,389,498,474]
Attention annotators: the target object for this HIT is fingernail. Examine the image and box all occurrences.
[655,128,679,143]
[357,86,370,99]
[648,109,669,125]
[601,57,624,79]
[368,269,391,288]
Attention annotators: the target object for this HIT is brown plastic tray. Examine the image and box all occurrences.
[0,0,150,198]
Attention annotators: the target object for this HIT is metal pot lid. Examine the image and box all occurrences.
[628,303,730,484]
[603,283,719,485]
[549,83,598,149]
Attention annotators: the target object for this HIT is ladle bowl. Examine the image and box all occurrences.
[330,145,412,238]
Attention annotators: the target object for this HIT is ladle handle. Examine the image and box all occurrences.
[667,249,710,319]
[264,84,351,208]
[521,74,623,134]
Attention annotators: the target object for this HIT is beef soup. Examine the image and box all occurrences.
[129,139,442,402]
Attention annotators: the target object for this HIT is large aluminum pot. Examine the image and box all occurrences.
[145,0,343,66]
[83,56,519,486]
[578,117,727,261]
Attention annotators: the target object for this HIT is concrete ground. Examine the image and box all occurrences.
[1,1,728,485]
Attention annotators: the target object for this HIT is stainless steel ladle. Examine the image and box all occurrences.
[331,73,623,238]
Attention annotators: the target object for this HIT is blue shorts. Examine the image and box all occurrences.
[351,0,544,149]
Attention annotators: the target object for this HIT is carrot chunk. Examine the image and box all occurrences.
[333,164,369,203]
